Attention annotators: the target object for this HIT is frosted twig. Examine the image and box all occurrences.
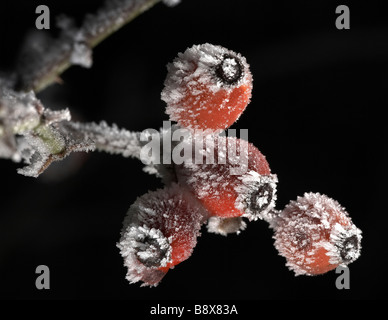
[0,88,172,178]
[63,121,143,158]
[15,0,176,93]
[0,88,95,177]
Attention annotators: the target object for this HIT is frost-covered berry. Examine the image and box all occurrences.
[175,135,277,222]
[161,43,252,132]
[117,184,208,286]
[273,193,362,276]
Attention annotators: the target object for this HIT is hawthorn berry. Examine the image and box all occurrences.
[117,184,208,286]
[161,43,253,132]
[175,134,278,222]
[273,193,362,276]
[116,43,363,286]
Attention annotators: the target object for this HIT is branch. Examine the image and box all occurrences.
[15,0,179,93]
[1,0,181,177]
[0,88,174,180]
[0,88,93,177]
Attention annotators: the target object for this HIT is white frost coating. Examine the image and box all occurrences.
[0,89,41,136]
[117,224,173,286]
[16,129,63,177]
[207,216,247,236]
[68,121,142,158]
[70,42,92,68]
[235,171,278,222]
[325,222,362,265]
[42,108,71,125]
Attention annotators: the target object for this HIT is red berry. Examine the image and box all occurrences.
[161,43,252,132]
[175,134,277,222]
[273,193,362,276]
[117,184,208,286]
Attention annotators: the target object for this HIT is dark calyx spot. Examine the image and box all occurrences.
[214,54,243,85]
[250,183,273,213]
[340,234,360,263]
[136,235,168,268]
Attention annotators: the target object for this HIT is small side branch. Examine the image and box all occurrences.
[15,0,164,93]
[0,88,143,177]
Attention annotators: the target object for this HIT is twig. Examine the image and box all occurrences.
[16,0,164,93]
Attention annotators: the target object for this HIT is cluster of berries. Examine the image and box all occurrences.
[117,44,362,286]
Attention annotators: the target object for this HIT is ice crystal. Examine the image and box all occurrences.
[70,42,93,68]
[65,121,142,158]
[0,89,41,161]
[207,216,247,236]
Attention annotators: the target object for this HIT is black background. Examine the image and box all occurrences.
[0,0,387,301]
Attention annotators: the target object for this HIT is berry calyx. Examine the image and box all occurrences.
[214,54,244,85]
[161,43,253,132]
[273,192,362,276]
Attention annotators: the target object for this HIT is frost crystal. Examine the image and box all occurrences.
[207,217,247,236]
[0,89,41,161]
[117,224,173,286]
[65,121,142,158]
[70,42,93,68]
